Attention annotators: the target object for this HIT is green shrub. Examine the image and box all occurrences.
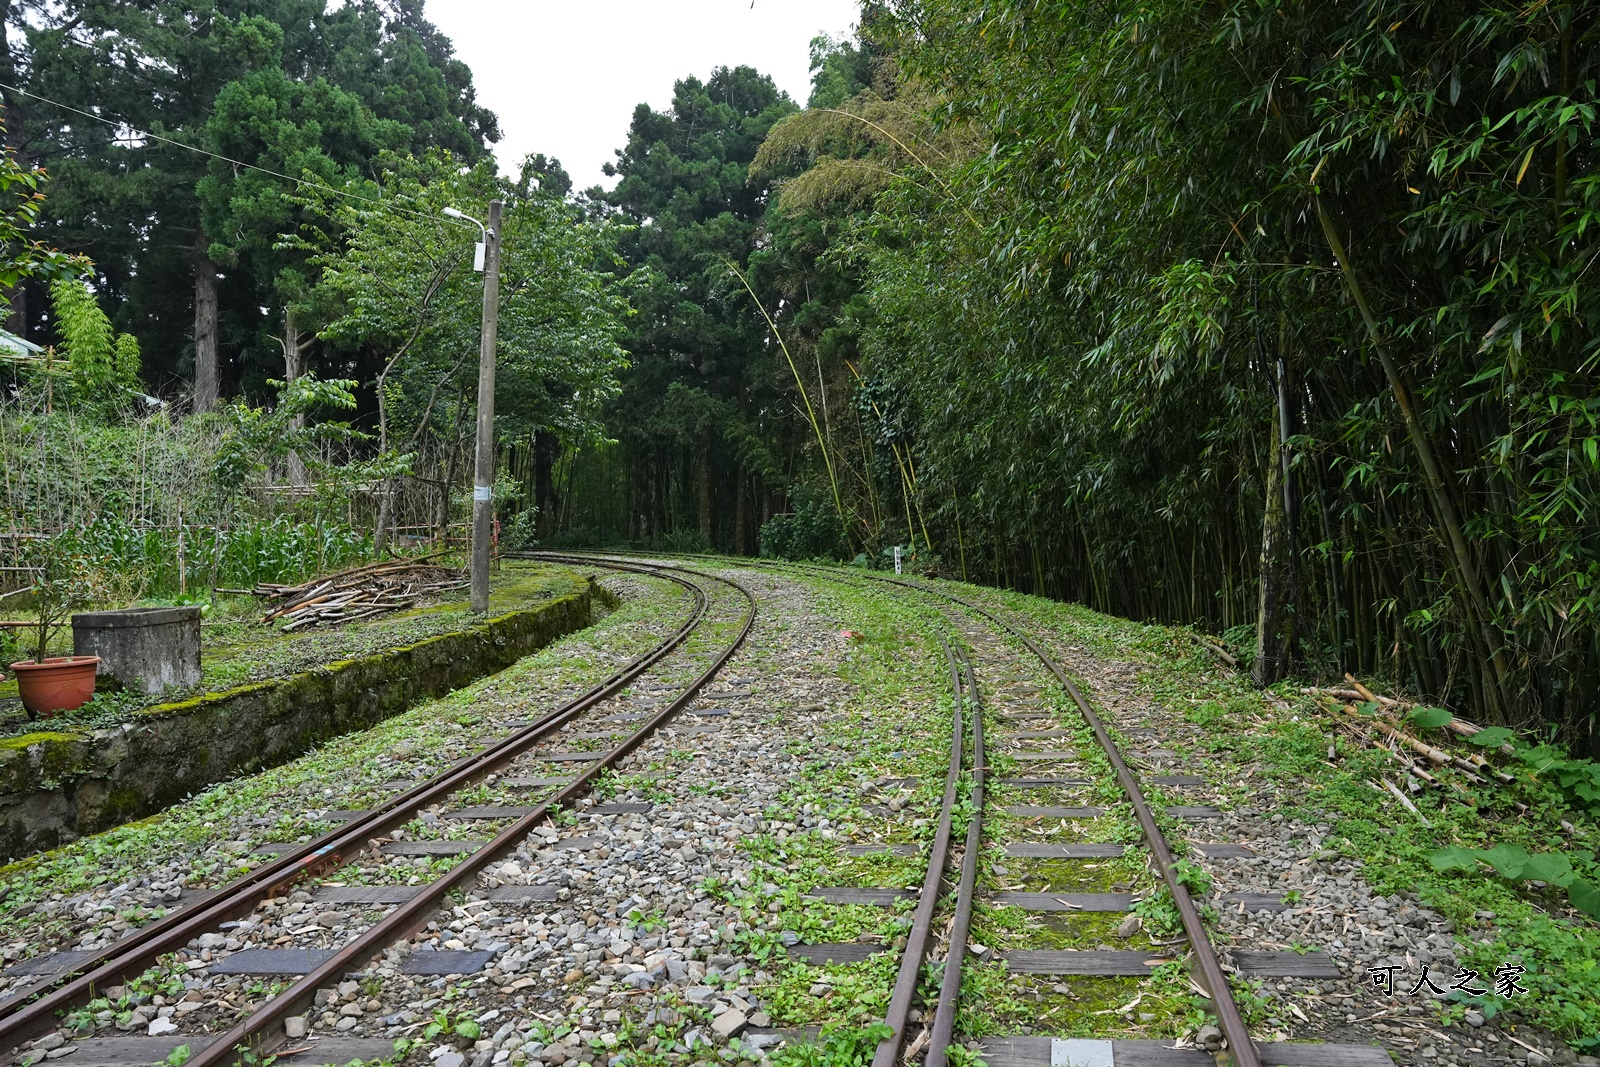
[760,490,848,561]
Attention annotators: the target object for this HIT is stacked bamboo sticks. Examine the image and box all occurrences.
[1304,674,1523,815]
[250,556,467,632]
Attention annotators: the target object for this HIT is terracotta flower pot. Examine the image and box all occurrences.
[8,655,101,716]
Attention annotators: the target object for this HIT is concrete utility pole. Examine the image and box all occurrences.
[468,198,503,613]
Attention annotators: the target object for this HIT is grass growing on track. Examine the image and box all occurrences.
[943,578,1600,1052]
[709,570,953,1036]
[0,574,690,964]
[710,565,1211,1046]
[957,640,1200,1043]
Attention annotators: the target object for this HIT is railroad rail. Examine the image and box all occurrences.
[646,552,1390,1067]
[879,572,1262,1067]
[0,557,756,1066]
[4,551,1396,1067]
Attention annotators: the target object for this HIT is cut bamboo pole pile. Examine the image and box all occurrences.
[1304,677,1517,781]
[1189,631,1238,667]
[1305,677,1526,814]
[250,556,466,631]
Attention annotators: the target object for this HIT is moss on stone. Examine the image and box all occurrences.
[0,577,598,861]
[0,731,88,750]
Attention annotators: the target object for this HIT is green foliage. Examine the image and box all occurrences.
[0,377,379,599]
[13,0,497,393]
[693,0,1600,742]
[567,65,797,547]
[1408,706,1456,730]
[210,374,370,493]
[1132,888,1183,939]
[15,533,111,664]
[303,149,629,463]
[1507,737,1600,812]
[1450,720,1600,813]
[761,489,850,561]
[0,125,85,296]
[415,1002,489,1047]
[1468,727,1517,748]
[41,277,142,410]
[807,34,876,110]
[768,1023,892,1067]
[1170,859,1212,897]
[49,278,115,393]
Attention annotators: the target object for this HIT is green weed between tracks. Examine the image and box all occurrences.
[948,579,1600,1050]
[715,564,1219,1046]
[706,571,952,1043]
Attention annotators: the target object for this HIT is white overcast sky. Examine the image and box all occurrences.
[425,0,862,192]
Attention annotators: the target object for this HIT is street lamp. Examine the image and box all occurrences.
[443,199,504,614]
[442,207,488,272]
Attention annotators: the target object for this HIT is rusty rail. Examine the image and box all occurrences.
[870,635,966,1067]
[179,558,757,1066]
[0,558,733,1056]
[925,642,984,1067]
[860,572,1262,1067]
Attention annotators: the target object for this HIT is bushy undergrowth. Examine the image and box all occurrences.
[0,378,386,600]
[760,491,849,561]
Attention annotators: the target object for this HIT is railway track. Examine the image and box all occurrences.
[641,554,1394,1067]
[3,552,1405,1067]
[1,558,756,1067]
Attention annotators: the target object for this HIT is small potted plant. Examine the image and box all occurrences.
[7,538,104,717]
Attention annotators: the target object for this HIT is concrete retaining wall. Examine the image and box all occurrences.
[0,583,596,861]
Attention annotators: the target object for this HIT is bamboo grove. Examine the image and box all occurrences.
[768,0,1600,748]
[577,1,1597,748]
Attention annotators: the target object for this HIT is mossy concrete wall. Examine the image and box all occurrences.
[0,583,596,861]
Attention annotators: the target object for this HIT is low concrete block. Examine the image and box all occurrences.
[72,606,201,695]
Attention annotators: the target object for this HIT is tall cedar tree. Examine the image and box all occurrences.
[601,66,796,550]
[2,0,496,403]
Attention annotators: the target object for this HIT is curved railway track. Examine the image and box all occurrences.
[563,552,1390,1067]
[4,552,1397,1067]
[1,557,756,1066]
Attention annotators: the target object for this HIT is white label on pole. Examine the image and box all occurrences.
[473,241,486,272]
[474,485,492,502]
[893,546,902,574]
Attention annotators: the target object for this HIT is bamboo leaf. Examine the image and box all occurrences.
[1515,144,1536,185]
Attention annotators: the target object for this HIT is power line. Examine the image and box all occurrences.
[0,79,459,228]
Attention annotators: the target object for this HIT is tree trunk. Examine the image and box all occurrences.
[193,245,220,412]
[734,469,749,555]
[1253,403,1297,685]
[5,283,26,338]
[374,490,393,556]
[0,5,29,337]
[438,441,462,546]
[534,428,558,537]
[283,307,309,485]
[696,430,713,544]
